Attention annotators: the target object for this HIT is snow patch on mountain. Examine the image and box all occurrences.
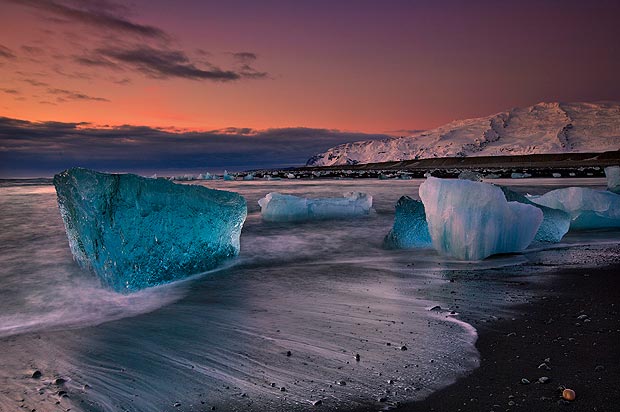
[306,102,620,167]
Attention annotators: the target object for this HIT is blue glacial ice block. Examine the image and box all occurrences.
[258,192,373,222]
[53,168,247,292]
[529,187,620,230]
[500,186,570,243]
[384,196,431,249]
[419,177,543,260]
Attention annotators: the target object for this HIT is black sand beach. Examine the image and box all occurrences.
[396,262,620,412]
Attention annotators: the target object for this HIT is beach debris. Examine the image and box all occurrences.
[562,388,576,401]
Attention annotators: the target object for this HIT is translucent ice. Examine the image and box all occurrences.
[604,166,620,194]
[54,168,247,292]
[419,177,543,260]
[384,196,432,248]
[529,187,620,230]
[258,192,373,222]
[500,186,570,243]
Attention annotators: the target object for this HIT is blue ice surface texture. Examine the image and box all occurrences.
[384,196,432,249]
[419,177,543,261]
[54,168,247,292]
[604,166,620,194]
[500,186,570,243]
[258,192,373,222]
[529,187,620,230]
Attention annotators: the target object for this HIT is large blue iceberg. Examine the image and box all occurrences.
[529,187,620,230]
[384,196,432,248]
[500,187,570,243]
[54,168,247,292]
[258,192,373,222]
[419,177,543,260]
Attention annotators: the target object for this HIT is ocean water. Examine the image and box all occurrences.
[0,178,618,412]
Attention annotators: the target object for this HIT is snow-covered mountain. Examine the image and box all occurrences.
[306,102,620,167]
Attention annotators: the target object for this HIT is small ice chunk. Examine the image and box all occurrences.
[511,172,531,179]
[384,196,431,248]
[198,172,213,180]
[604,166,620,194]
[500,187,570,243]
[243,173,255,181]
[258,192,373,222]
[223,170,234,181]
[552,173,562,178]
[419,177,543,260]
[457,170,483,182]
[529,187,620,230]
[54,168,247,292]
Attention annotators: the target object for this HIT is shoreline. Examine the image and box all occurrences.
[394,262,620,412]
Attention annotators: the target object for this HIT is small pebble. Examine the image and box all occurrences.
[595,365,605,372]
[280,387,286,392]
[562,388,576,401]
[377,396,388,402]
[53,378,66,385]
[286,351,292,357]
[311,400,322,406]
[355,353,360,361]
[31,370,42,379]
[173,402,181,407]
[400,345,407,351]
[521,378,530,385]
[538,362,551,370]
[538,377,550,384]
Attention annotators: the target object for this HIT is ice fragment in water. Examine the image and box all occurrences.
[54,168,247,292]
[258,192,373,222]
[529,187,620,230]
[384,196,431,248]
[500,186,570,243]
[604,166,620,194]
[419,177,542,260]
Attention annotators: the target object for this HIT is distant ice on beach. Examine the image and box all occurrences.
[529,186,620,230]
[419,177,542,260]
[258,192,374,222]
[54,168,247,292]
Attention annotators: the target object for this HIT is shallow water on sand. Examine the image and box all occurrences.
[0,178,617,411]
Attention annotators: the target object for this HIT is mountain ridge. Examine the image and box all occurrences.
[306,101,620,167]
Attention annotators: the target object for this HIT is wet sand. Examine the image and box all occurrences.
[395,262,620,412]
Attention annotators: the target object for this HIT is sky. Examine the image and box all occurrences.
[1,0,619,177]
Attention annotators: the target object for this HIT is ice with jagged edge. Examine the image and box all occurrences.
[419,177,542,260]
[605,166,620,194]
[258,192,373,222]
[54,168,247,292]
[529,187,620,230]
[500,187,570,243]
[384,196,431,248]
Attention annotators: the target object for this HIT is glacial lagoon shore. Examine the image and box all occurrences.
[0,177,618,411]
